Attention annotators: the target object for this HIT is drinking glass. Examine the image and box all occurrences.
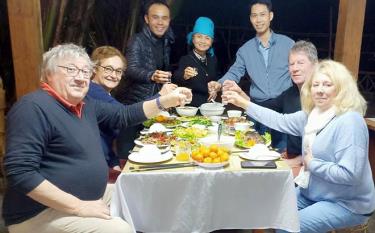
[175,140,191,161]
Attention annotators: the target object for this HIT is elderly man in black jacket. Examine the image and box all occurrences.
[114,0,175,157]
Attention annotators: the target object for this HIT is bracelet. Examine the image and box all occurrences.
[156,97,166,111]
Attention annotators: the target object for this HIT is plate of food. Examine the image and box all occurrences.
[135,132,176,148]
[140,123,173,135]
[177,116,213,126]
[128,145,173,163]
[143,116,181,128]
[239,144,280,161]
[172,126,208,141]
[234,131,271,149]
[223,116,248,128]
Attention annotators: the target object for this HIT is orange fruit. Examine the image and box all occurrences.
[191,150,199,159]
[199,145,207,153]
[195,153,204,162]
[219,146,229,153]
[209,144,218,153]
[202,148,210,158]
[209,152,218,159]
[213,157,221,163]
[220,153,229,162]
[203,157,213,163]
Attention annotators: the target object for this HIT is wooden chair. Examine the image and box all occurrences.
[330,221,369,233]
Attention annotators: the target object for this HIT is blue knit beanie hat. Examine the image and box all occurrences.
[187,17,215,56]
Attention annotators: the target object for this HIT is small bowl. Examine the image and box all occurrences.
[200,108,225,116]
[199,102,225,116]
[227,110,242,118]
[209,116,222,123]
[200,102,224,110]
[176,106,198,117]
[234,122,251,131]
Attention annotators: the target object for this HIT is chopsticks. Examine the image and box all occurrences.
[130,162,197,172]
[231,149,249,153]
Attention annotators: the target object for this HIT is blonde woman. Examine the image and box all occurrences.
[222,60,375,232]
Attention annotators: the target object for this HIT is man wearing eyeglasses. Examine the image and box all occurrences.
[113,0,175,157]
[2,43,192,233]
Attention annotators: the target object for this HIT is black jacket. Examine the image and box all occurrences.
[114,26,174,104]
[281,84,302,156]
[173,51,218,107]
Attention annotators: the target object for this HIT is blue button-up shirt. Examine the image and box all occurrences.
[219,32,294,102]
[258,37,270,68]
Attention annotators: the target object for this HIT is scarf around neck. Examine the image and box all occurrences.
[294,106,336,189]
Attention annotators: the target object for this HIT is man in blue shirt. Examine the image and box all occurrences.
[208,0,294,150]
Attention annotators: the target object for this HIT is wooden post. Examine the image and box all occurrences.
[0,80,5,187]
[334,0,366,79]
[7,0,43,99]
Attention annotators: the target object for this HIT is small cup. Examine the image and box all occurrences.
[234,122,251,132]
[193,67,198,76]
[175,141,191,161]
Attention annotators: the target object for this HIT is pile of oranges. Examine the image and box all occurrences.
[191,144,230,163]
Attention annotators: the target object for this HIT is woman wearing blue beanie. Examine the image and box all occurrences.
[173,17,219,107]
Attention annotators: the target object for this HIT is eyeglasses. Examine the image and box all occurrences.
[57,65,92,79]
[98,65,124,77]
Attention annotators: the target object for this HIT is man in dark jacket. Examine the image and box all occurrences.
[115,0,174,105]
[114,0,175,157]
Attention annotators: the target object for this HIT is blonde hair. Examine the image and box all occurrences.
[301,60,367,116]
[91,46,126,67]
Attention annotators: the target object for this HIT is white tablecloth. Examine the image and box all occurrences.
[111,157,299,233]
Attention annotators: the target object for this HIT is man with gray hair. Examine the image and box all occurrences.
[281,40,318,176]
[2,43,191,233]
[218,40,318,176]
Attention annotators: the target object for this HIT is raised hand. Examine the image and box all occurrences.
[160,87,193,108]
[159,83,178,96]
[221,90,250,110]
[183,67,198,80]
[207,81,222,101]
[151,70,172,84]
[222,80,250,100]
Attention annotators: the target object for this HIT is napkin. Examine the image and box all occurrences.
[138,145,161,157]
[247,144,280,160]
[149,123,167,133]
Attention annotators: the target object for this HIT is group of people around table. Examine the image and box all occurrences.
[2,0,375,233]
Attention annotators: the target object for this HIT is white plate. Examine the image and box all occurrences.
[128,151,173,163]
[134,139,170,148]
[239,150,280,161]
[140,129,172,135]
[194,160,229,169]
